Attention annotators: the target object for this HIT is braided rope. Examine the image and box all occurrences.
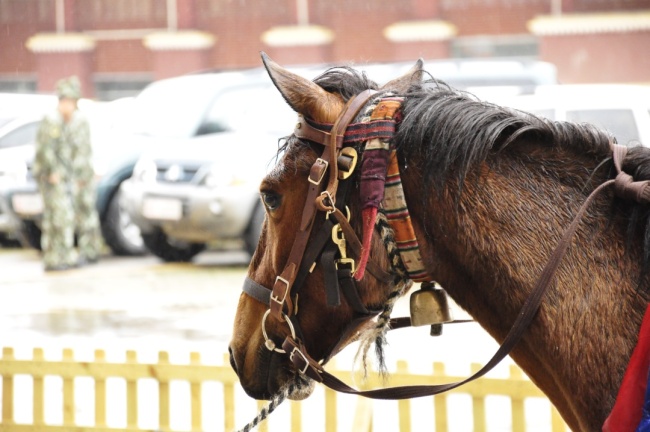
[355,211,412,378]
[234,383,295,432]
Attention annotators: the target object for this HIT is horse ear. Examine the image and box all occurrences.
[261,52,345,123]
[380,58,424,93]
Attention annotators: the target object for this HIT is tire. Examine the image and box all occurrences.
[101,188,147,256]
[244,203,265,257]
[141,228,206,262]
[20,220,42,250]
[0,233,21,248]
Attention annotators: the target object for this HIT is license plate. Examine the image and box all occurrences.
[12,193,43,216]
[141,197,183,221]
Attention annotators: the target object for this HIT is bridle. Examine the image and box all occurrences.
[243,89,393,358]
[241,88,650,400]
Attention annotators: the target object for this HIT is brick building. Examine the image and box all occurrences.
[1,0,649,99]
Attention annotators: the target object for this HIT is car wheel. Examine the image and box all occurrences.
[101,188,147,256]
[141,228,206,262]
[0,233,21,248]
[244,203,265,257]
[21,220,42,250]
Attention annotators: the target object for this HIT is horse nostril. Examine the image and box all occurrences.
[228,346,238,374]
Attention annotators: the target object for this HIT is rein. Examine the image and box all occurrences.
[242,90,647,401]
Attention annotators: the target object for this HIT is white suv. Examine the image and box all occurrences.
[499,84,650,146]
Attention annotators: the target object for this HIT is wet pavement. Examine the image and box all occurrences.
[0,247,249,358]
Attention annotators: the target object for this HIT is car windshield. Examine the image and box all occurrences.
[0,121,39,149]
[202,84,296,135]
[125,75,246,139]
[566,109,639,145]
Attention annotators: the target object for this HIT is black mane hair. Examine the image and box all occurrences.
[394,80,617,192]
[393,79,650,293]
[313,66,379,101]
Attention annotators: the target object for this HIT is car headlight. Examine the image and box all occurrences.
[132,158,157,183]
[0,160,27,185]
[202,165,247,188]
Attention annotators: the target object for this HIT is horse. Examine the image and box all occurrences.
[229,54,650,431]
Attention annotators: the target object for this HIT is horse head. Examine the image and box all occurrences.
[229,54,423,400]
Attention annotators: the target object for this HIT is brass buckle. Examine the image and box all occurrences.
[338,147,358,180]
[289,346,311,375]
[270,275,290,307]
[308,158,328,185]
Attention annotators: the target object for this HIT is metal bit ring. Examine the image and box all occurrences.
[261,310,297,353]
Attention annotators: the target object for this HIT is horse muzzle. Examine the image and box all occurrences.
[228,342,315,401]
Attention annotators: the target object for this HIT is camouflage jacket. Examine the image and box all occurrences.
[33,110,94,186]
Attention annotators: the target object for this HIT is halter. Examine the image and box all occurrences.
[241,89,649,401]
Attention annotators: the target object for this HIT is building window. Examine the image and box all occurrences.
[78,0,167,30]
[94,77,151,101]
[451,35,538,58]
[0,0,52,23]
[0,79,37,93]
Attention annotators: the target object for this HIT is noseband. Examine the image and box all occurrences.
[241,89,644,400]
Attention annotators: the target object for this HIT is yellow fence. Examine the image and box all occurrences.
[0,347,568,432]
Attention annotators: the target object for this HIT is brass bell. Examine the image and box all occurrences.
[410,282,453,330]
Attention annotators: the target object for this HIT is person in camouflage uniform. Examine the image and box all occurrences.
[33,76,102,271]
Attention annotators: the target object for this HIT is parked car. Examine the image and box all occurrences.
[0,113,44,246]
[120,77,296,261]
[5,69,262,255]
[498,84,650,146]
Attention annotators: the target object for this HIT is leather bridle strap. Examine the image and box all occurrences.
[269,90,379,320]
[280,153,624,399]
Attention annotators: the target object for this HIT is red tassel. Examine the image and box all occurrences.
[355,207,377,281]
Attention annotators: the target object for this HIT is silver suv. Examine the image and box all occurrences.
[119,74,297,261]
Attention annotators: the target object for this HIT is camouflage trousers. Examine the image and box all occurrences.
[40,182,77,268]
[74,181,102,262]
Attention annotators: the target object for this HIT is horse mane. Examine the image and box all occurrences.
[395,81,617,192]
[393,79,650,292]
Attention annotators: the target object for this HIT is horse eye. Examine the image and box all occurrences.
[261,192,281,210]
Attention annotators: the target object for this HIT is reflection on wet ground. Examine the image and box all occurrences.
[0,248,249,351]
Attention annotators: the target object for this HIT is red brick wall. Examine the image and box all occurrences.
[0,0,54,74]
[75,0,167,30]
[440,0,550,35]
[34,51,94,96]
[3,0,650,91]
[568,0,650,12]
[539,31,650,83]
[93,40,152,74]
[195,0,289,69]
